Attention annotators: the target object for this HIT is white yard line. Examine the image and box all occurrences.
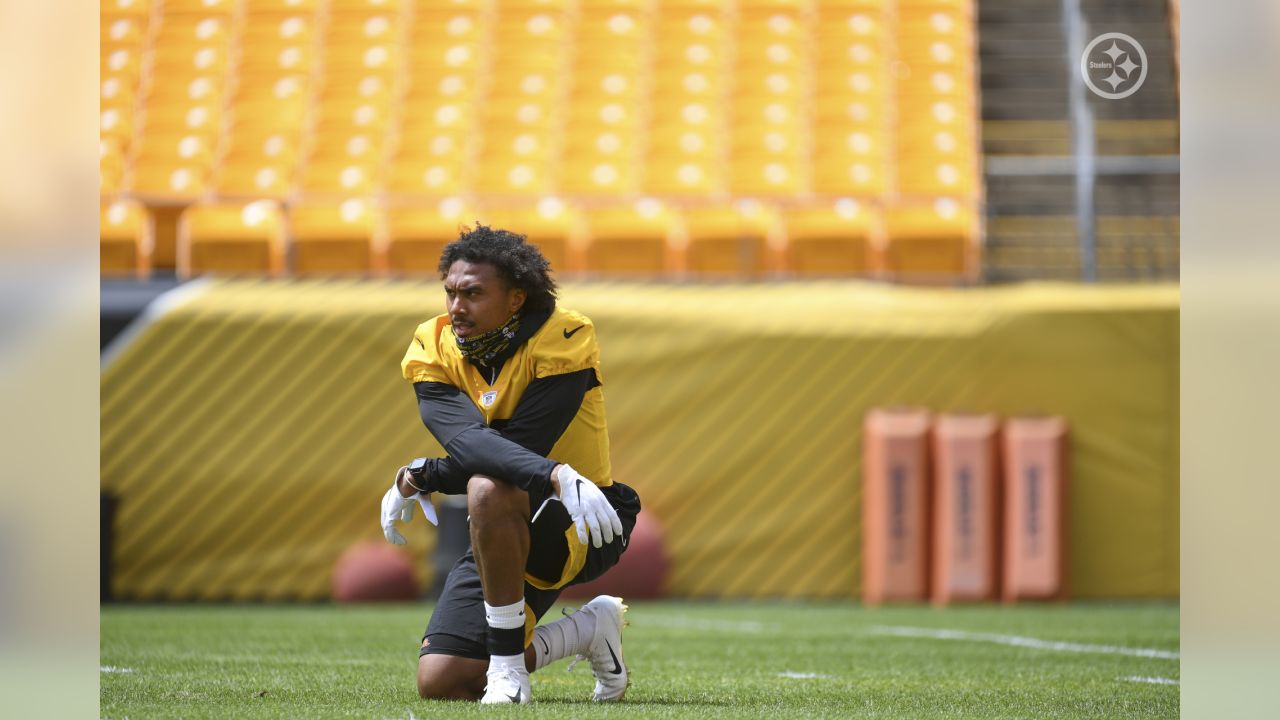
[1120,675,1179,685]
[870,625,1179,660]
[777,671,833,679]
[100,666,135,674]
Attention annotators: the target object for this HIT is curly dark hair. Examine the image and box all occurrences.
[438,224,558,314]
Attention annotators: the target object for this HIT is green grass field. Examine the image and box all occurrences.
[101,601,1178,719]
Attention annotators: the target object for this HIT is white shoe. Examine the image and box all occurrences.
[575,595,629,702]
[479,665,531,705]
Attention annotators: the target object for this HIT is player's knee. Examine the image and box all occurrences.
[417,669,453,700]
[467,474,522,518]
[417,655,481,701]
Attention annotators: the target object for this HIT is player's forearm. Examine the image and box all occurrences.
[443,426,557,494]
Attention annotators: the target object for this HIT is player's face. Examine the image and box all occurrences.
[443,260,526,339]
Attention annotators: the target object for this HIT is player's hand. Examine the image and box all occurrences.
[381,466,418,545]
[552,464,623,549]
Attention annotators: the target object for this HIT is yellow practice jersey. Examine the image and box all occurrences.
[400,307,613,487]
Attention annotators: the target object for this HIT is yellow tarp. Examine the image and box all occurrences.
[102,279,1178,600]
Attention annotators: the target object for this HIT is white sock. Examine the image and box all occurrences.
[484,600,526,630]
[488,652,525,673]
[532,608,597,670]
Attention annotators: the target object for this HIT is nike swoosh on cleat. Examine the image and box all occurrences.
[507,693,522,703]
[604,639,622,675]
[563,325,586,339]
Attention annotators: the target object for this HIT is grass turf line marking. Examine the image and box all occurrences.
[100,666,135,673]
[1120,676,1179,685]
[777,672,833,679]
[870,625,1180,660]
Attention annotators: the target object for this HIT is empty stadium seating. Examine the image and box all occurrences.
[101,0,985,280]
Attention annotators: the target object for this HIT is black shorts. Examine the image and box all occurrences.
[421,481,640,661]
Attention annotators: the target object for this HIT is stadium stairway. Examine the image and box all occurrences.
[977,0,1179,282]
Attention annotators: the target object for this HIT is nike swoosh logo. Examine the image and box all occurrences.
[563,325,585,339]
[538,636,550,656]
[605,639,622,675]
[574,479,582,505]
[415,336,424,349]
[507,692,522,703]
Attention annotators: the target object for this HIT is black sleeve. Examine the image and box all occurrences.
[413,369,597,495]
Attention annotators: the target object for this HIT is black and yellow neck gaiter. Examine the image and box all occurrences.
[454,312,522,366]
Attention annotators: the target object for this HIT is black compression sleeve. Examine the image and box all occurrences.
[412,371,597,495]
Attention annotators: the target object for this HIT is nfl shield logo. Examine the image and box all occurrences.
[481,390,498,407]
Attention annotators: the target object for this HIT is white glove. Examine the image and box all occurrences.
[380,466,438,545]
[551,464,623,549]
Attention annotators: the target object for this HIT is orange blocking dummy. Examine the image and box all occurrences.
[861,408,932,604]
[930,413,1001,605]
[1001,416,1070,602]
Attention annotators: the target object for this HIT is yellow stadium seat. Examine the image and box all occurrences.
[561,157,637,195]
[655,9,726,41]
[409,39,482,71]
[883,198,977,276]
[392,127,468,163]
[483,201,579,275]
[729,155,805,196]
[101,141,126,195]
[813,95,888,127]
[101,200,152,278]
[220,125,303,164]
[245,0,321,12]
[241,16,317,46]
[782,200,878,275]
[580,0,647,9]
[101,46,144,77]
[100,75,138,112]
[101,15,146,44]
[155,15,233,44]
[299,160,380,194]
[178,201,286,277]
[814,66,889,98]
[213,162,295,198]
[102,0,149,17]
[239,43,319,74]
[571,67,644,102]
[385,201,475,275]
[139,99,223,136]
[681,204,777,276]
[130,163,210,201]
[312,99,393,134]
[100,107,135,145]
[387,157,466,195]
[643,157,722,195]
[400,103,471,139]
[815,6,885,37]
[151,44,232,76]
[813,158,888,195]
[163,0,237,14]
[308,131,385,167]
[580,201,676,274]
[404,72,478,103]
[142,73,226,105]
[411,10,484,44]
[329,0,405,13]
[289,200,380,275]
